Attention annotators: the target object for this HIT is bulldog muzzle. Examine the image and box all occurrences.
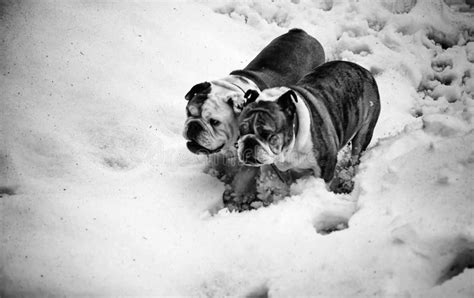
[185,120,203,141]
[238,135,275,166]
[185,119,224,155]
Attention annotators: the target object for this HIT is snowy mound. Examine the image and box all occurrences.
[1,0,473,296]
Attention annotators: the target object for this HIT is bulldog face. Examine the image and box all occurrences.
[238,90,298,166]
[183,81,246,154]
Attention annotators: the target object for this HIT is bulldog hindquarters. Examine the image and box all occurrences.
[183,28,325,155]
[238,61,381,187]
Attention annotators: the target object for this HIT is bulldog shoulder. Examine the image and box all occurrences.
[274,96,321,176]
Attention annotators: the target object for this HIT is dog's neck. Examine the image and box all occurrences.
[274,91,314,171]
[289,91,312,152]
[221,75,260,95]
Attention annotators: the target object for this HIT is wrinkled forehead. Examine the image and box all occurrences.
[187,82,239,117]
[242,105,283,132]
[254,112,278,131]
[201,96,233,120]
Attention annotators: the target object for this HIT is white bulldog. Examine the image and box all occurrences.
[184,76,259,154]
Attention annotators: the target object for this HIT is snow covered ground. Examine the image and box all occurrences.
[1,0,473,296]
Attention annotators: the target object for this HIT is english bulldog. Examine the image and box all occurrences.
[238,61,381,187]
[183,28,325,155]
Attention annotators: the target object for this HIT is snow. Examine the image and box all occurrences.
[1,0,473,296]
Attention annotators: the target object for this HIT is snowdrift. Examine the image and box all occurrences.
[1,0,473,296]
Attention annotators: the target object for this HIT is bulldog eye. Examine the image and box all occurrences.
[269,135,279,146]
[210,119,220,126]
[239,123,249,134]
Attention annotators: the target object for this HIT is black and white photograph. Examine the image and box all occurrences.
[1,0,473,296]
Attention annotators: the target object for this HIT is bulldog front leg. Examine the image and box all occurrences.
[329,145,356,193]
[223,166,260,211]
[255,165,292,206]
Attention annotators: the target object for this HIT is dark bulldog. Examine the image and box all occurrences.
[238,61,381,187]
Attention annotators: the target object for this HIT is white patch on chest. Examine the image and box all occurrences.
[273,91,321,177]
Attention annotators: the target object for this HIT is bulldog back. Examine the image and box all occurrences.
[230,28,325,90]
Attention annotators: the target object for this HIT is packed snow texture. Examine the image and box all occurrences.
[1,0,473,296]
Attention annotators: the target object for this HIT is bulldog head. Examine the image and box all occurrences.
[238,89,298,166]
[183,81,247,154]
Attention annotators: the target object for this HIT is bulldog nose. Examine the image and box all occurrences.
[243,152,259,165]
[186,121,202,140]
[241,137,260,164]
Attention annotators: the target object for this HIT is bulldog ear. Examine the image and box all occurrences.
[277,90,298,116]
[244,89,260,104]
[185,82,211,101]
[227,89,260,114]
[227,95,245,114]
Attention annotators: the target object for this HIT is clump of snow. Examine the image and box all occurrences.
[423,113,471,136]
[1,0,473,296]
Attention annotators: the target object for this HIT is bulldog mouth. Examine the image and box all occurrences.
[186,141,224,155]
[243,156,262,166]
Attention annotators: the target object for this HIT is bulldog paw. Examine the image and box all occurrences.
[350,155,361,167]
[256,166,290,205]
[222,184,258,212]
[222,185,233,204]
[256,181,289,204]
[330,167,356,194]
